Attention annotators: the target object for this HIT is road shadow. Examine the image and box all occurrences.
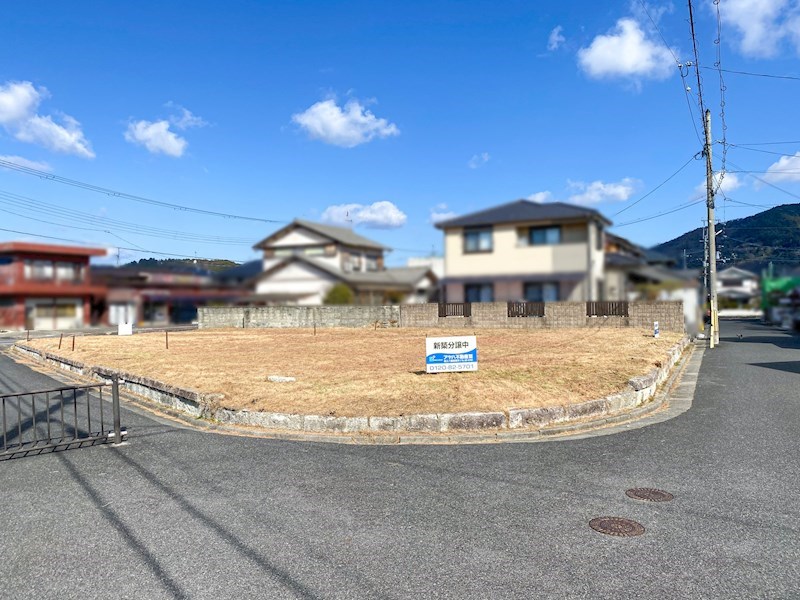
[749,361,800,376]
[719,319,800,350]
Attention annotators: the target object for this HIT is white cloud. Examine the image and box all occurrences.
[577,18,676,81]
[547,26,566,51]
[0,80,94,158]
[568,178,639,205]
[467,152,490,169]
[527,191,554,203]
[430,203,458,224]
[0,81,40,124]
[720,0,800,58]
[167,103,208,130]
[125,104,206,157]
[292,98,399,148]
[321,200,407,229]
[125,119,187,157]
[0,154,52,172]
[694,172,742,195]
[764,152,800,183]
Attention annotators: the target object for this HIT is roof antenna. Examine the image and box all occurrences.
[345,210,353,227]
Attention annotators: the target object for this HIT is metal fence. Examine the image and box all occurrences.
[507,301,546,318]
[438,302,472,318]
[586,301,630,317]
[1,378,124,460]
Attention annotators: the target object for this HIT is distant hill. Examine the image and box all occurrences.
[123,258,240,273]
[651,203,800,275]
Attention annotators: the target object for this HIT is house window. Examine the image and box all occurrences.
[465,283,493,302]
[365,255,379,272]
[529,226,561,245]
[524,282,559,302]
[304,247,324,256]
[464,227,493,253]
[25,260,54,280]
[56,262,80,281]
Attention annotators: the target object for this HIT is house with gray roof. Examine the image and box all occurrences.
[248,219,437,305]
[434,199,610,303]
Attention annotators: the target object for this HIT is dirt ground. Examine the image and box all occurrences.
[28,327,683,416]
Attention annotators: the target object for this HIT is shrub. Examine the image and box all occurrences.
[324,283,355,305]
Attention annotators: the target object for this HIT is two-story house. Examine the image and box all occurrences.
[716,266,759,307]
[0,242,107,330]
[249,219,437,305]
[434,199,610,303]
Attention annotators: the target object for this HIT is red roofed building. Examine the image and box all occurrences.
[0,242,107,330]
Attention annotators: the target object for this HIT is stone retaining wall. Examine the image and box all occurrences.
[12,336,689,438]
[201,301,684,332]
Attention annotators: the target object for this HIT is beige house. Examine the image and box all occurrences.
[435,199,609,302]
[249,219,437,305]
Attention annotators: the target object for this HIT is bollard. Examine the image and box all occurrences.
[654,321,660,339]
[72,335,75,351]
[58,333,63,349]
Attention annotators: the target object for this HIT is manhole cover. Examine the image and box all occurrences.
[589,517,645,537]
[625,488,674,502]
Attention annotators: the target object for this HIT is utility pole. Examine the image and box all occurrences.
[703,108,720,347]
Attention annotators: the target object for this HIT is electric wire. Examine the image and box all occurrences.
[701,66,800,82]
[613,155,698,217]
[712,0,728,189]
[0,157,286,224]
[636,0,702,143]
[614,197,706,228]
[0,226,249,261]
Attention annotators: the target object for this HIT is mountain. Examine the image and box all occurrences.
[651,203,800,275]
[122,258,240,273]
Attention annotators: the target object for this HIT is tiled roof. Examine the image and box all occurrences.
[256,256,433,290]
[253,219,387,251]
[433,199,611,229]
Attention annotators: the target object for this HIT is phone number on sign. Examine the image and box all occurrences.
[426,363,478,373]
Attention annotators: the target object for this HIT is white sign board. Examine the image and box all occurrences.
[118,322,133,336]
[425,335,478,373]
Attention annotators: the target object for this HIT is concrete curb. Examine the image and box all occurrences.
[11,336,690,443]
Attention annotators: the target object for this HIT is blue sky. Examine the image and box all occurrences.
[1,0,799,266]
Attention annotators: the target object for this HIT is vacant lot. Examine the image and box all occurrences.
[27,327,682,416]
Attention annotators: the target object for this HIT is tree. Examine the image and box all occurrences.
[324,283,355,305]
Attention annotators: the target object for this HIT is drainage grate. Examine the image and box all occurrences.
[589,517,645,537]
[625,488,674,502]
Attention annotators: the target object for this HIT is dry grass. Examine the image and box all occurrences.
[28,327,682,416]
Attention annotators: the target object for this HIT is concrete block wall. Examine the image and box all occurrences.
[544,302,586,328]
[629,301,684,332]
[398,303,439,328]
[199,305,400,329]
[200,301,684,332]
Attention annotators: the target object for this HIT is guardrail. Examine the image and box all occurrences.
[1,377,124,459]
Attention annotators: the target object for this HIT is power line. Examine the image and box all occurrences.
[701,66,800,82]
[712,0,728,185]
[613,155,698,217]
[687,0,707,117]
[0,226,247,260]
[722,143,799,159]
[0,188,255,245]
[727,158,800,203]
[635,0,702,143]
[0,157,286,224]
[614,197,706,228]
[730,140,800,146]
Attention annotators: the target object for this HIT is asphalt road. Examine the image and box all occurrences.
[1,319,798,599]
